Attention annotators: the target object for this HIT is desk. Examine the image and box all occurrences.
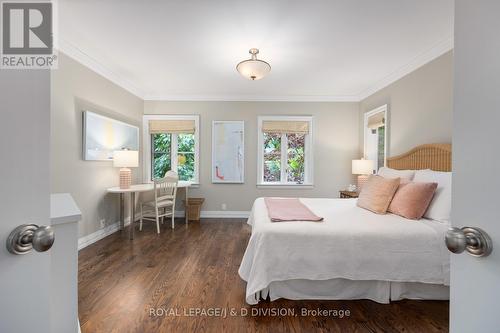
[107,181,192,239]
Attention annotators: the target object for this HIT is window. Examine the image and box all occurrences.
[258,116,313,186]
[364,105,387,173]
[143,115,199,183]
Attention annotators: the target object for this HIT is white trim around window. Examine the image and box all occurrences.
[257,115,314,187]
[143,115,200,184]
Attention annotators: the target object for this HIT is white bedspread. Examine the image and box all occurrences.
[238,198,450,304]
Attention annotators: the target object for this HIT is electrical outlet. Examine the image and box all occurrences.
[221,203,227,211]
[99,219,106,228]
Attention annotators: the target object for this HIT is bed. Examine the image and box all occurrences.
[239,144,452,305]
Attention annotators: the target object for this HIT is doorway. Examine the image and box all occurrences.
[364,104,388,173]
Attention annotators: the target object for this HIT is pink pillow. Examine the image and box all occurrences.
[388,181,438,220]
[357,175,400,214]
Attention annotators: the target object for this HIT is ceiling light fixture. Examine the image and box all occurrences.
[236,48,271,80]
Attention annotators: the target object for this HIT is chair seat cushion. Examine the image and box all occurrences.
[143,199,174,208]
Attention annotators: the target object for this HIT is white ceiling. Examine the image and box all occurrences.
[58,0,454,101]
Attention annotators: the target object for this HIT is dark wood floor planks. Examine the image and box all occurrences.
[78,219,449,333]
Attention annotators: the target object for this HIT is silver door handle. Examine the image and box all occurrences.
[6,224,55,255]
[445,227,492,257]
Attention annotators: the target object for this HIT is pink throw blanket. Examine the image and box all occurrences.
[264,198,324,222]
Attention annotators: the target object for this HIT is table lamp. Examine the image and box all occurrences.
[113,150,139,189]
[352,159,374,191]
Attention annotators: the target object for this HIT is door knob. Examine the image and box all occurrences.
[445,227,492,257]
[6,224,55,255]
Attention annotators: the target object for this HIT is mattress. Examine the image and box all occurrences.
[238,198,450,304]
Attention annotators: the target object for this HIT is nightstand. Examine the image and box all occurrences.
[339,190,359,198]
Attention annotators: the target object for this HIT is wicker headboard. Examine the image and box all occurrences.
[386,143,452,172]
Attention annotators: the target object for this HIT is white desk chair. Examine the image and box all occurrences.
[165,170,178,178]
[139,173,178,233]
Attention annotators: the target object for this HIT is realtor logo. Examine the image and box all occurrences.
[1,2,57,68]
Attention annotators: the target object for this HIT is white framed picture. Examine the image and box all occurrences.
[83,111,139,161]
[212,121,244,183]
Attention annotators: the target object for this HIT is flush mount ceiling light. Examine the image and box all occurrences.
[236,48,271,80]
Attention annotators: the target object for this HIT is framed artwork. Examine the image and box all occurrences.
[83,111,139,161]
[212,121,244,183]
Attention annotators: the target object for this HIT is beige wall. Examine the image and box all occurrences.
[51,53,143,238]
[144,101,360,212]
[360,51,453,156]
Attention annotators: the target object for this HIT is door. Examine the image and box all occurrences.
[0,70,52,332]
[451,1,500,332]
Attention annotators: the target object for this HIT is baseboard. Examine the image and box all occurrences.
[77,217,130,250]
[201,211,250,218]
[174,210,250,218]
[78,210,250,250]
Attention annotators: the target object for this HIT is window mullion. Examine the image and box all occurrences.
[281,133,287,184]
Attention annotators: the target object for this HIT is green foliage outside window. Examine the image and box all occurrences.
[377,126,385,170]
[152,134,171,179]
[286,133,305,183]
[177,134,195,181]
[263,133,281,182]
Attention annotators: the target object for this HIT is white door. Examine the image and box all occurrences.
[0,70,52,332]
[451,1,500,332]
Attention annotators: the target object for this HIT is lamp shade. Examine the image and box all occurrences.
[237,60,271,80]
[113,150,138,168]
[352,159,374,175]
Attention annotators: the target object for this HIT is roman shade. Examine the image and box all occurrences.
[149,120,195,134]
[261,120,309,134]
[367,113,385,129]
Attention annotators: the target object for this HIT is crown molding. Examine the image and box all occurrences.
[356,35,454,101]
[143,94,360,102]
[57,36,453,103]
[57,39,145,99]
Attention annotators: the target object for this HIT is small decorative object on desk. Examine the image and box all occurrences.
[339,190,359,199]
[347,184,357,192]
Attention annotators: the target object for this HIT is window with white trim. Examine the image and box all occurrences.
[143,115,200,183]
[257,116,313,186]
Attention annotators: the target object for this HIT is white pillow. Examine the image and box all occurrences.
[413,169,452,223]
[377,167,415,181]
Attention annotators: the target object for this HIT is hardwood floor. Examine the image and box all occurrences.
[78,219,449,333]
